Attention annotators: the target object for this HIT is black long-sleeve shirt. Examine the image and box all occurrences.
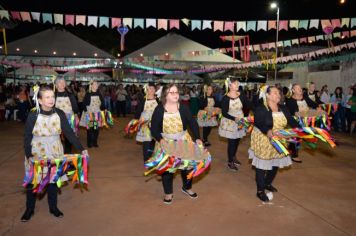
[221,93,253,121]
[254,104,299,134]
[83,91,105,112]
[199,96,217,110]
[150,103,200,142]
[134,98,159,119]
[24,108,84,158]
[285,94,318,116]
[55,91,79,114]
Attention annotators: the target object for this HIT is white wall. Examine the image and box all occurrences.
[276,59,356,92]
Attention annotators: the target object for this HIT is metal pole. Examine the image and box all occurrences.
[274,7,279,82]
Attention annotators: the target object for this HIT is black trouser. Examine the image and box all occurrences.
[227,138,240,162]
[116,101,126,117]
[25,184,58,210]
[288,142,298,158]
[63,136,72,154]
[345,108,352,132]
[202,127,212,142]
[87,128,99,147]
[161,170,192,194]
[142,141,155,162]
[256,167,279,192]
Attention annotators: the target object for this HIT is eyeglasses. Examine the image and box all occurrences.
[168,91,179,95]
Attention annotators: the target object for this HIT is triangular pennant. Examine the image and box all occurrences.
[331,19,341,28]
[181,18,190,26]
[10,11,21,21]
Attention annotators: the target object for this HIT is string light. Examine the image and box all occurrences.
[94,53,98,57]
[16,48,20,51]
[53,51,57,55]
[34,49,38,53]
[73,52,77,56]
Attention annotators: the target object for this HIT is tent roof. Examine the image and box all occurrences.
[12,67,58,76]
[125,33,239,63]
[2,28,114,58]
[60,71,112,81]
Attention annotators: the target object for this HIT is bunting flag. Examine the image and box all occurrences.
[87,16,98,27]
[257,21,267,31]
[283,40,292,47]
[224,21,234,32]
[169,19,179,29]
[316,35,324,41]
[0,10,9,20]
[321,19,332,30]
[181,18,190,26]
[247,21,256,31]
[158,19,168,30]
[134,18,144,29]
[191,20,201,30]
[236,21,246,32]
[54,14,63,25]
[146,18,156,28]
[291,39,299,45]
[308,36,316,43]
[65,15,75,26]
[111,18,121,28]
[42,13,53,24]
[333,32,341,39]
[351,18,356,28]
[299,37,307,43]
[351,30,356,37]
[76,15,86,25]
[309,19,319,29]
[341,18,350,27]
[253,44,261,51]
[342,31,350,38]
[213,21,224,31]
[289,20,299,29]
[123,18,133,28]
[331,19,341,28]
[299,20,309,29]
[31,12,40,22]
[10,11,21,21]
[99,16,109,28]
[268,20,276,30]
[20,12,31,22]
[279,20,288,31]
[202,20,212,29]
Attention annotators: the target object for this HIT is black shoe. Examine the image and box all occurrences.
[234,160,241,166]
[50,208,64,218]
[227,162,239,171]
[257,191,269,202]
[181,188,198,199]
[163,196,173,204]
[292,157,302,163]
[265,185,278,192]
[21,208,34,222]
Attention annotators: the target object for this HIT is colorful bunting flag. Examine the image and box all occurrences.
[111,18,121,28]
[289,20,299,29]
[10,11,21,21]
[268,20,276,30]
[224,21,234,32]
[54,14,63,25]
[20,12,31,22]
[350,18,356,28]
[76,15,86,25]
[298,20,309,29]
[191,20,201,30]
[181,18,190,26]
[309,19,319,29]
[99,17,109,28]
[169,19,179,29]
[0,10,9,20]
[247,21,256,31]
[236,21,246,31]
[257,21,267,31]
[202,20,212,29]
[341,18,350,27]
[123,18,132,28]
[65,15,74,26]
[279,20,288,31]
[213,21,224,31]
[146,18,156,28]
[134,18,144,29]
[42,13,53,24]
[331,19,341,28]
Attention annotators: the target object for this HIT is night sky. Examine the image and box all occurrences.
[0,0,355,57]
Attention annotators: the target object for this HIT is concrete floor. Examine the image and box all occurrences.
[1,117,356,236]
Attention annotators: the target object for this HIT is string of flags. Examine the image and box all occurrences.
[1,10,355,32]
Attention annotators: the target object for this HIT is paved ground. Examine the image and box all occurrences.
[1,117,356,236]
